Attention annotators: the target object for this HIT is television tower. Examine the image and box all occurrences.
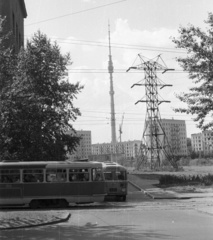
[108,23,116,144]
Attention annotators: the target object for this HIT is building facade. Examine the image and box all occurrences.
[143,118,187,166]
[161,118,188,156]
[68,130,92,160]
[144,118,188,157]
[0,0,27,52]
[191,131,213,156]
[91,140,142,159]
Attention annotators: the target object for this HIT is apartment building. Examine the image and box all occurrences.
[68,130,92,160]
[144,118,188,158]
[161,119,188,156]
[91,140,142,158]
[191,131,213,156]
[0,0,27,52]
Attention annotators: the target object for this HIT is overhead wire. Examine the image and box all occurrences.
[67,69,187,73]
[76,109,205,119]
[23,35,187,54]
[25,0,127,26]
[50,39,187,54]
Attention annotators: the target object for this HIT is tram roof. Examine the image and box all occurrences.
[0,160,103,168]
[101,162,127,170]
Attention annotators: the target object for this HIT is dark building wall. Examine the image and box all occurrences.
[0,0,27,52]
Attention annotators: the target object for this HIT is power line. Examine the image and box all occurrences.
[78,110,204,120]
[67,69,187,73]
[54,38,186,53]
[67,68,186,71]
[72,120,199,126]
[51,39,187,54]
[75,118,198,124]
[56,38,182,51]
[25,0,127,26]
[24,35,187,54]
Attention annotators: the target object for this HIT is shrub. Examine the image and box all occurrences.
[159,174,213,186]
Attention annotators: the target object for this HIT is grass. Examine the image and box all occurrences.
[127,159,213,190]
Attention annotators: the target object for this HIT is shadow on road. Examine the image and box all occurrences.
[0,222,174,240]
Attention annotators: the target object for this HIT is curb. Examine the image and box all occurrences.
[144,191,213,199]
[128,180,190,199]
[128,180,144,191]
[144,191,182,199]
[128,180,213,200]
[0,213,71,231]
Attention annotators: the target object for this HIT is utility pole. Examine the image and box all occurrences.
[127,54,178,170]
[108,23,116,145]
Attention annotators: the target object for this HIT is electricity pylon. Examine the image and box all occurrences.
[127,54,178,170]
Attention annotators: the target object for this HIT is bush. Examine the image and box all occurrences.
[178,157,190,166]
[159,174,213,186]
[202,174,213,186]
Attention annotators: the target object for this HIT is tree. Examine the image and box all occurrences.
[0,17,18,160]
[172,13,213,130]
[0,31,83,161]
[0,17,16,91]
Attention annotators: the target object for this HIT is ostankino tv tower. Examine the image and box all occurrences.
[108,24,116,144]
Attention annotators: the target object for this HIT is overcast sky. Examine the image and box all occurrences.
[24,0,213,144]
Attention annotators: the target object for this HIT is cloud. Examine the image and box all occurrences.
[110,18,179,65]
[113,18,178,46]
[58,36,80,55]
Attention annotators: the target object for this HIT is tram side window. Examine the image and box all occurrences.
[0,169,20,183]
[92,168,103,181]
[23,169,44,183]
[69,168,89,182]
[46,169,67,182]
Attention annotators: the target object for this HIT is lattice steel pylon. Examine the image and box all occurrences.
[127,54,178,170]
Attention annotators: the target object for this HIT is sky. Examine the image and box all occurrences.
[24,0,213,144]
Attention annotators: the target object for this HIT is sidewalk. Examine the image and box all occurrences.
[128,174,213,200]
[144,187,213,199]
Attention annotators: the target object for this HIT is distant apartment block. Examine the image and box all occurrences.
[0,0,27,52]
[144,118,188,159]
[91,140,142,158]
[161,119,188,156]
[191,131,213,156]
[68,130,92,160]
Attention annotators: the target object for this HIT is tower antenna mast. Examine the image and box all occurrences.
[108,23,116,144]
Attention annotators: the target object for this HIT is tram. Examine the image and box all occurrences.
[101,162,128,201]
[0,160,106,208]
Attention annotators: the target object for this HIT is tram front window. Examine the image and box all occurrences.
[117,171,126,180]
[104,170,126,181]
